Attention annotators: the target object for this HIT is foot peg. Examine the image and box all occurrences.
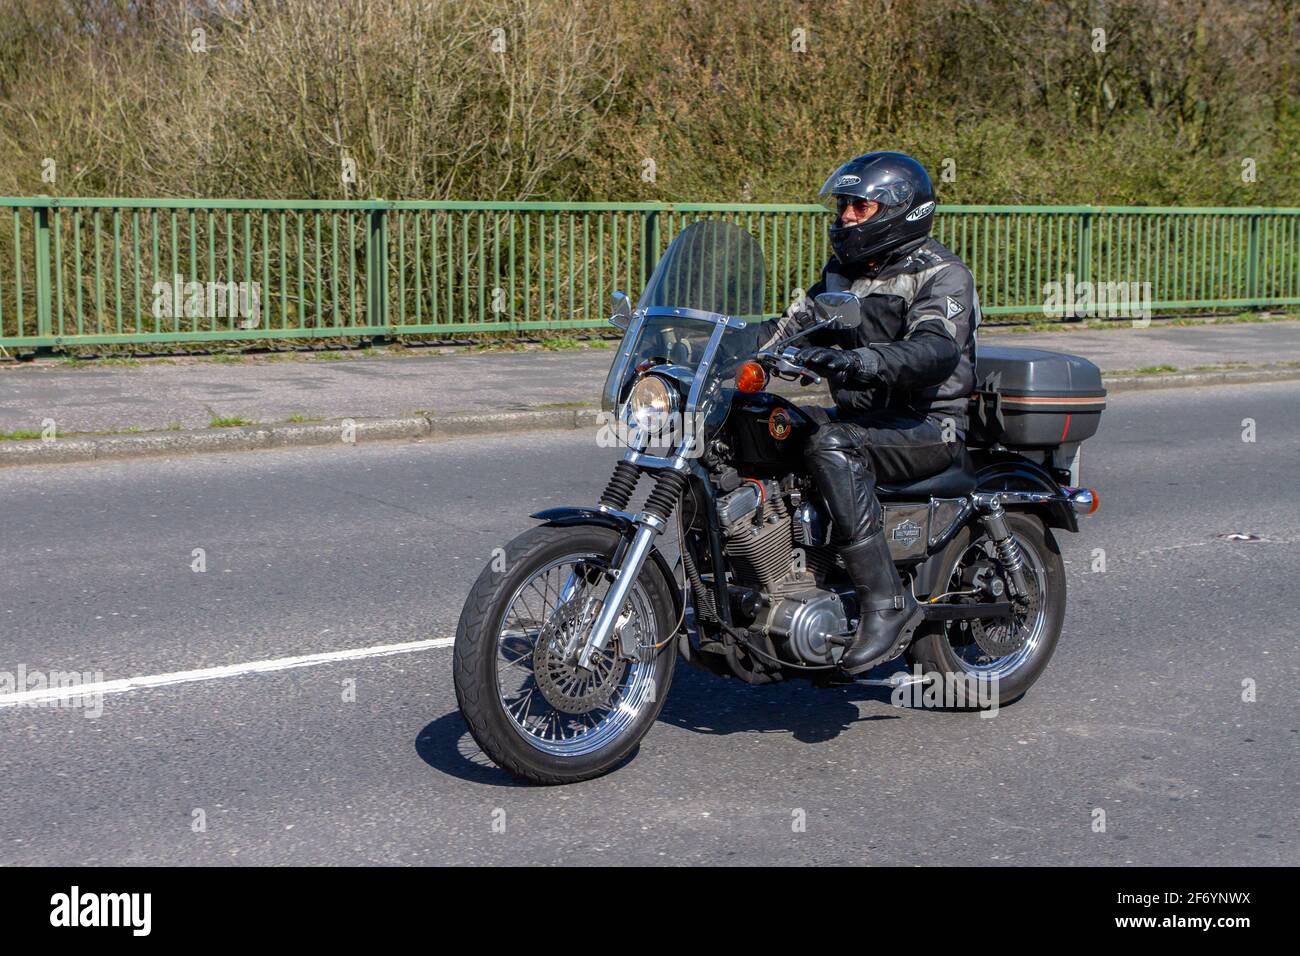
[855,669,932,689]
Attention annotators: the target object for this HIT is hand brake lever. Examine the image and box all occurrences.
[756,349,821,385]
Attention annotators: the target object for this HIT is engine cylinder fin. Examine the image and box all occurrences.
[725,515,796,592]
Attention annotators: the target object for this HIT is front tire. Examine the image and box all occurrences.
[907,512,1066,708]
[453,524,678,785]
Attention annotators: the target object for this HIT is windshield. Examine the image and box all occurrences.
[601,221,767,417]
[638,219,766,317]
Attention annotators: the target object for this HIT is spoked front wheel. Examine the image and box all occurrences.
[453,524,678,784]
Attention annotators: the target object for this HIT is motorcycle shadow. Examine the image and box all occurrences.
[657,663,903,743]
[415,663,903,787]
[415,710,530,787]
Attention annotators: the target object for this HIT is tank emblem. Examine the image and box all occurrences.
[768,408,793,440]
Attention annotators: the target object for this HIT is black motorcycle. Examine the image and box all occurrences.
[454,221,1106,784]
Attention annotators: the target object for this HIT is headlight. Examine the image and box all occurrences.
[625,374,678,434]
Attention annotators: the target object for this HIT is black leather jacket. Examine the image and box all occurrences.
[757,236,980,424]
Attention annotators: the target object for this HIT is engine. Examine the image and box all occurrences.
[717,480,850,666]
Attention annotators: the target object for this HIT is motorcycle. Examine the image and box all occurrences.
[453,220,1106,784]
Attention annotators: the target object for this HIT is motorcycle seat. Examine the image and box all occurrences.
[876,449,977,500]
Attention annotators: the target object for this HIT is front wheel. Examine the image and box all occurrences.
[907,512,1066,708]
[453,524,678,784]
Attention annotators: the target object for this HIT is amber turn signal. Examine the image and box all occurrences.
[735,361,768,394]
[1066,487,1100,515]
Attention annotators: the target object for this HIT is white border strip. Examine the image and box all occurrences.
[0,637,454,709]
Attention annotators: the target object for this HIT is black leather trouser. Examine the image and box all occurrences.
[803,408,961,546]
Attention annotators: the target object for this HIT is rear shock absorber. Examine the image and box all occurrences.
[599,460,641,510]
[978,497,1032,599]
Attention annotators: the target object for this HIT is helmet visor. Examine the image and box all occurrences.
[827,195,883,226]
[818,175,915,219]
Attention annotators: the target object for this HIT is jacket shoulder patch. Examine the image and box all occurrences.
[945,296,964,319]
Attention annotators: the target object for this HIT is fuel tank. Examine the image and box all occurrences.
[723,391,813,475]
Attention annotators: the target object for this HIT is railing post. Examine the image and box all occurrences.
[34,196,54,342]
[1246,209,1261,306]
[642,207,660,290]
[1074,208,1093,321]
[366,201,389,333]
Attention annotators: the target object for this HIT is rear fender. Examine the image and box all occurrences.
[973,454,1078,534]
[910,455,1075,598]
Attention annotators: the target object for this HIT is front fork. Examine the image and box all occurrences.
[564,461,687,670]
[563,515,666,668]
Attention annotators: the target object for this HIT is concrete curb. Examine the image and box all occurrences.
[1099,365,1300,392]
[2,365,1297,469]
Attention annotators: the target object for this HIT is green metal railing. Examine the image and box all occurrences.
[1,198,1297,349]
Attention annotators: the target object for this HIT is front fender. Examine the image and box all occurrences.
[531,506,684,628]
[532,506,634,534]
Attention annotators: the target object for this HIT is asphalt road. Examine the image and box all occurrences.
[0,381,1296,865]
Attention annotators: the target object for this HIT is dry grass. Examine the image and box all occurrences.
[0,0,1293,206]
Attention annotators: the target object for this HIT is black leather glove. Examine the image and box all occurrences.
[795,346,855,377]
[795,345,882,387]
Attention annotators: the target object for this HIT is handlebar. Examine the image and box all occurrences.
[755,347,821,385]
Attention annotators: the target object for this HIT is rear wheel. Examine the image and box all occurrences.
[453,524,678,784]
[907,512,1065,708]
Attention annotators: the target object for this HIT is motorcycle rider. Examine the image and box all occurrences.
[757,152,979,674]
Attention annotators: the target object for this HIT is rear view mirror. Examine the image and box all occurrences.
[610,291,632,330]
[813,291,862,331]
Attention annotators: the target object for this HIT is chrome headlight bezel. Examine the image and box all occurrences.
[623,373,679,435]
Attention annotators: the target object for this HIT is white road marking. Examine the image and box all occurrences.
[0,637,454,709]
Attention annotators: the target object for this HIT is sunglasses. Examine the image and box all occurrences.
[835,197,880,215]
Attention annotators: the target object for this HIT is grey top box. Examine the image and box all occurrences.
[976,345,1107,401]
[970,345,1107,449]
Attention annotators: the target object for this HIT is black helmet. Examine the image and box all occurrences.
[819,151,935,266]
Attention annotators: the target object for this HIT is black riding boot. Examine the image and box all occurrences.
[838,529,923,675]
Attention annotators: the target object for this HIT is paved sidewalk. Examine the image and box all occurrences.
[1,320,1297,437]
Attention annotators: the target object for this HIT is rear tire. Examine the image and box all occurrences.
[453,524,678,785]
[907,512,1065,709]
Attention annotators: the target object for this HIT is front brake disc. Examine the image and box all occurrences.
[533,603,628,714]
